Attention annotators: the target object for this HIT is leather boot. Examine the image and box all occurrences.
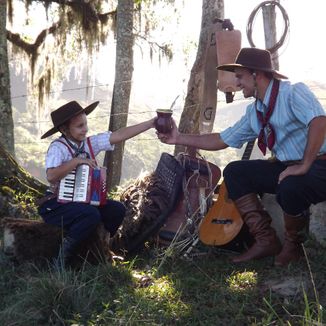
[274,213,308,267]
[53,237,78,270]
[232,193,282,263]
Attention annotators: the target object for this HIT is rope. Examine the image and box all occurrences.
[246,0,290,54]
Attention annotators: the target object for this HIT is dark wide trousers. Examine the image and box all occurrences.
[38,198,126,242]
[223,159,326,215]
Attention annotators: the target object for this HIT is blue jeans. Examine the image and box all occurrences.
[38,198,126,242]
[223,159,326,215]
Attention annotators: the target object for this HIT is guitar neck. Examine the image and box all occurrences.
[242,140,255,161]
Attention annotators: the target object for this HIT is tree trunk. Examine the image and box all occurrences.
[0,0,15,156]
[0,142,47,219]
[104,0,134,189]
[175,0,224,155]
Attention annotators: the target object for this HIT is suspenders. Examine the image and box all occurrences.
[53,137,97,163]
[86,138,97,163]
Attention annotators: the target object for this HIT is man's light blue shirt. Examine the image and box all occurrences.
[220,80,326,161]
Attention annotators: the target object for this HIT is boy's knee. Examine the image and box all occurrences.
[81,205,102,225]
[116,202,126,218]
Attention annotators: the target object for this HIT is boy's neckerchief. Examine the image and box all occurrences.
[62,135,90,158]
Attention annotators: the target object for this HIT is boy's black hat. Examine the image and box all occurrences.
[217,47,288,80]
[41,101,99,139]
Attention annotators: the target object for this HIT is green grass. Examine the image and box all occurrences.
[0,241,325,326]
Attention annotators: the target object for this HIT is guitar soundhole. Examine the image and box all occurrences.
[211,218,232,225]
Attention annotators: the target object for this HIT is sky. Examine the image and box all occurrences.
[124,0,326,111]
[9,0,326,115]
[224,0,326,83]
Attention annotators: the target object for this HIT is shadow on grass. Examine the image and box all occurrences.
[0,240,325,325]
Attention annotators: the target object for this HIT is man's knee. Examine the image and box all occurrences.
[223,161,243,180]
[276,179,309,214]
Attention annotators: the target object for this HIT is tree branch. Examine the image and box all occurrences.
[134,33,173,60]
[7,22,60,56]
[29,0,116,24]
[6,1,116,54]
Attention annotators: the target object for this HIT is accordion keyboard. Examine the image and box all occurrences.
[73,165,90,202]
[58,165,90,203]
[58,170,76,202]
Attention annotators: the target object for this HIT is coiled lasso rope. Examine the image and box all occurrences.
[246,0,290,54]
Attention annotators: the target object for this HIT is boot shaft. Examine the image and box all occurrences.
[283,213,309,244]
[234,193,273,239]
[274,213,309,267]
[53,236,79,270]
[232,193,281,263]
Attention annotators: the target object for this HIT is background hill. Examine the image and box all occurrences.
[12,61,326,187]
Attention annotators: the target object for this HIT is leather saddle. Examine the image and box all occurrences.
[158,154,221,245]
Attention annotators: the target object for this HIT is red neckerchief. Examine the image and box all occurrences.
[256,79,280,155]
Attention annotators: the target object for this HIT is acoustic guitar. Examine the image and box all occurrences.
[199,140,255,246]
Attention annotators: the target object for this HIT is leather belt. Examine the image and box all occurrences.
[281,154,326,166]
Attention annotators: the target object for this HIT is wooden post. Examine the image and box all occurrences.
[261,1,284,239]
[198,20,221,136]
[262,0,279,68]
[175,0,224,156]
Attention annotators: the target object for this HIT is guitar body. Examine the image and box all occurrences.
[199,181,243,246]
[199,140,256,246]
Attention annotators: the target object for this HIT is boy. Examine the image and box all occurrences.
[38,100,155,267]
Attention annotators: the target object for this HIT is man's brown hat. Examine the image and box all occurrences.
[41,101,99,139]
[217,47,288,79]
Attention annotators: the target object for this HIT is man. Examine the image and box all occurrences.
[158,47,326,266]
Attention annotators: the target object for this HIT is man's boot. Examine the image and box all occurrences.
[53,236,78,270]
[232,193,282,263]
[274,213,308,267]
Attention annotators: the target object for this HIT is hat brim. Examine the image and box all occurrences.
[41,101,99,139]
[217,63,288,80]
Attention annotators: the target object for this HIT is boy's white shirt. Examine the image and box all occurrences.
[45,131,114,170]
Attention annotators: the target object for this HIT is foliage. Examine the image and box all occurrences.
[7,0,179,111]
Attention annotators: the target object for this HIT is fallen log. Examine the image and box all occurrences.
[1,217,113,265]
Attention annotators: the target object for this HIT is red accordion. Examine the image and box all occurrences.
[57,164,107,206]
